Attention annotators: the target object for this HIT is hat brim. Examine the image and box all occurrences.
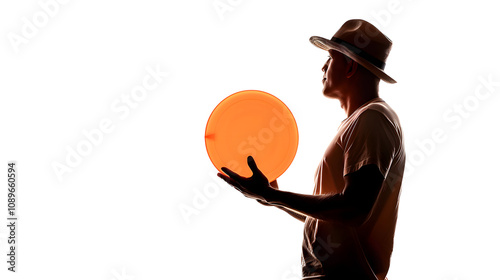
[309,36,396,84]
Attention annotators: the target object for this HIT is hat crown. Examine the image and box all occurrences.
[332,19,392,65]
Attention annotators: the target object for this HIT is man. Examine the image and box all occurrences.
[217,19,406,280]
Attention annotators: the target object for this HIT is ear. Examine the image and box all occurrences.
[345,59,358,78]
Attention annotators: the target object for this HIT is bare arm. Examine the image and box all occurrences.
[259,200,307,222]
[257,181,306,222]
[266,164,384,225]
[218,156,384,226]
[276,206,307,222]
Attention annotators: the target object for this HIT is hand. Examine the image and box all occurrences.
[217,156,275,202]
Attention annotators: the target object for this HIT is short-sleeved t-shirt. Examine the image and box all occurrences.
[301,97,406,280]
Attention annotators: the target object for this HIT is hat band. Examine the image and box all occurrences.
[330,37,386,70]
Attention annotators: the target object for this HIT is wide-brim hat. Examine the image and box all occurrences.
[310,19,396,83]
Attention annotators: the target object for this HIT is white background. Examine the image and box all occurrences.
[1,0,499,279]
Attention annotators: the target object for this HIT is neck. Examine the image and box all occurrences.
[340,84,379,117]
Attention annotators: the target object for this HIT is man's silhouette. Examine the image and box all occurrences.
[217,19,406,280]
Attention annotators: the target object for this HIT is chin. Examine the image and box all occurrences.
[322,90,337,99]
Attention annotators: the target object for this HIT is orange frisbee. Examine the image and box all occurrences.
[205,90,299,182]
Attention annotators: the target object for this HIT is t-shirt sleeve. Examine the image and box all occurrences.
[340,109,398,179]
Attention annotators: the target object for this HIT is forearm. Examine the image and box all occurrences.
[265,189,362,224]
[257,199,306,222]
[274,205,306,222]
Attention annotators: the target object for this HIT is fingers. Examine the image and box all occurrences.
[247,156,264,177]
[221,166,244,181]
[221,156,265,180]
[218,173,248,196]
[217,173,240,188]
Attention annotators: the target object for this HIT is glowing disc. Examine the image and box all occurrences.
[205,90,298,182]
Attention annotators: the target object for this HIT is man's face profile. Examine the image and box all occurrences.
[321,50,349,99]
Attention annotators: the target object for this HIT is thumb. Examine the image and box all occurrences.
[247,156,264,177]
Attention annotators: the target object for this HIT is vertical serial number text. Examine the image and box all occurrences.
[7,162,17,272]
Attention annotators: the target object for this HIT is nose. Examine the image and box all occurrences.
[322,62,328,76]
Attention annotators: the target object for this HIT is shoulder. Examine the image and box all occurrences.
[338,100,403,143]
[352,107,392,128]
[351,103,403,136]
[342,106,401,143]
[363,102,401,125]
